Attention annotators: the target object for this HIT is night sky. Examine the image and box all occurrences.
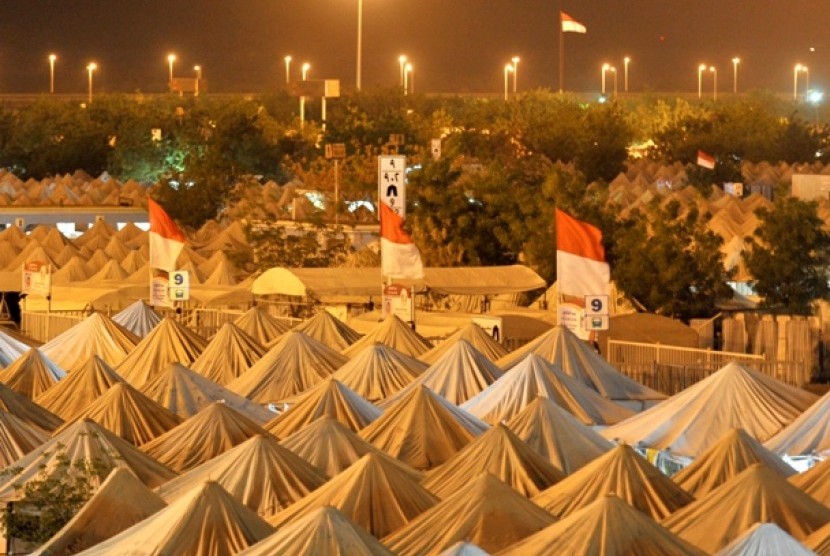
[0,1,828,96]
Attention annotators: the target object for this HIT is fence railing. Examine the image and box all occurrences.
[21,310,92,343]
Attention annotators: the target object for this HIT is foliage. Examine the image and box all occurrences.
[242,221,350,271]
[744,196,830,314]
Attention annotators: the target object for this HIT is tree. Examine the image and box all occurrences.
[744,196,830,314]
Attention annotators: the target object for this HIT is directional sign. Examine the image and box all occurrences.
[378,155,406,218]
[585,295,610,316]
[168,270,190,301]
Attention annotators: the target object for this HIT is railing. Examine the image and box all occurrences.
[21,310,92,343]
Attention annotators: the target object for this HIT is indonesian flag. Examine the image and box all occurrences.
[148,198,186,272]
[556,208,609,297]
[696,150,716,169]
[380,202,424,280]
[561,11,587,33]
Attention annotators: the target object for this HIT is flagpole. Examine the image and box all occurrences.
[559,14,564,93]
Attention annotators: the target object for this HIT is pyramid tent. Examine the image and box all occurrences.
[155,434,327,517]
[52,242,80,267]
[0,418,176,501]
[265,378,381,438]
[141,402,270,472]
[34,468,167,556]
[330,342,428,403]
[662,464,830,554]
[77,481,273,556]
[199,250,237,278]
[202,258,239,286]
[0,409,50,468]
[504,396,613,475]
[139,362,273,423]
[496,325,666,409]
[789,457,830,506]
[54,382,182,445]
[381,339,504,408]
[421,423,564,499]
[532,444,693,520]
[285,413,415,472]
[419,323,508,365]
[268,452,439,539]
[437,542,490,556]
[766,389,830,457]
[190,323,266,385]
[384,473,555,556]
[116,317,208,387]
[360,385,488,471]
[462,354,634,426]
[34,355,124,422]
[602,362,818,457]
[499,494,705,556]
[716,523,815,556]
[51,255,93,284]
[0,381,62,432]
[119,248,146,273]
[238,506,394,556]
[674,428,795,498]
[103,235,130,260]
[227,331,348,404]
[111,300,162,338]
[805,522,830,555]
[342,315,433,359]
[86,259,129,283]
[0,348,65,399]
[233,307,291,345]
[291,310,362,351]
[40,312,139,371]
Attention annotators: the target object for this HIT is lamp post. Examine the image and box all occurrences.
[193,65,202,96]
[732,57,740,94]
[300,63,310,128]
[794,64,808,100]
[504,64,513,101]
[623,56,630,93]
[511,56,520,94]
[710,66,717,101]
[86,62,97,104]
[167,54,176,83]
[356,0,363,90]
[611,66,618,97]
[284,56,292,85]
[48,54,57,94]
[601,63,611,95]
[698,64,706,99]
[398,55,407,90]
[404,62,413,95]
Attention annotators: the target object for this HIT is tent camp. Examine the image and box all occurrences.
[190,323,266,385]
[419,322,508,365]
[342,315,433,359]
[34,355,123,422]
[765,388,830,458]
[40,312,139,372]
[330,343,427,403]
[0,409,50,468]
[116,318,208,387]
[291,311,362,351]
[234,307,291,345]
[0,348,65,399]
[715,523,815,556]
[111,300,162,338]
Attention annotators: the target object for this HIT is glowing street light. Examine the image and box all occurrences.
[300,62,311,128]
[86,62,97,104]
[404,62,413,95]
[356,0,363,90]
[511,56,520,94]
[284,55,292,85]
[504,63,513,101]
[398,55,407,90]
[611,66,618,97]
[794,64,808,100]
[732,57,740,94]
[698,64,707,99]
[167,53,176,87]
[601,63,611,95]
[193,65,202,96]
[710,66,717,101]
[623,56,630,92]
[48,54,57,94]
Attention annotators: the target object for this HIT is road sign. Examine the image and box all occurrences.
[325,143,346,159]
[585,295,610,316]
[22,261,51,297]
[169,270,190,301]
[430,138,441,160]
[378,155,406,218]
[324,79,340,98]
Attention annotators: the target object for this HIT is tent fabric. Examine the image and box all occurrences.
[715,523,815,556]
[498,494,705,556]
[342,315,433,359]
[33,468,167,556]
[0,348,65,399]
[673,428,796,498]
[190,323,266,385]
[0,381,63,432]
[437,542,490,556]
[116,317,208,387]
[504,396,614,475]
[602,362,818,457]
[766,389,830,458]
[662,464,830,554]
[330,343,427,403]
[462,354,634,427]
[140,402,270,472]
[532,444,693,521]
[419,323,508,365]
[291,311,362,351]
[0,327,31,366]
[264,378,381,438]
[359,385,489,471]
[40,312,139,372]
[0,409,50,468]
[789,457,830,506]
[233,307,292,346]
[238,506,394,556]
[155,435,327,517]
[138,362,273,424]
[0,418,176,502]
[268,452,439,539]
[421,424,565,499]
[53,382,182,445]
[381,339,504,408]
[228,331,348,404]
[77,481,273,556]
[111,300,162,338]
[34,355,124,422]
[806,522,830,556]
[384,473,555,556]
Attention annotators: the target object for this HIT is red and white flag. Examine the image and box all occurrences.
[561,11,587,33]
[148,198,186,272]
[380,202,423,280]
[696,150,716,169]
[556,208,609,297]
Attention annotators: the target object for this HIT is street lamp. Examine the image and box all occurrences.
[404,62,413,95]
[511,56,520,94]
[794,64,808,100]
[284,56,292,85]
[167,53,176,88]
[356,0,363,90]
[710,66,717,101]
[86,62,97,104]
[611,66,618,97]
[698,64,707,99]
[302,62,311,81]
[48,54,57,94]
[194,65,202,96]
[732,57,740,94]
[300,63,311,128]
[601,63,611,95]
[623,56,630,93]
[504,64,513,101]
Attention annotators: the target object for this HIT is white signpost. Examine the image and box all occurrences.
[168,270,190,302]
[378,155,406,218]
[584,294,610,331]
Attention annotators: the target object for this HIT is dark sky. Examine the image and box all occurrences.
[1,1,828,96]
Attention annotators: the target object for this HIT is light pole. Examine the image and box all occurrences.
[194,65,202,96]
[601,63,610,95]
[611,66,617,97]
[167,53,176,89]
[623,56,630,93]
[284,56,292,85]
[86,62,97,104]
[732,57,740,94]
[504,64,513,101]
[356,0,363,90]
[710,66,717,101]
[404,63,413,95]
[511,56,520,94]
[794,64,808,100]
[698,64,706,99]
[398,55,407,90]
[300,63,310,128]
[48,54,57,94]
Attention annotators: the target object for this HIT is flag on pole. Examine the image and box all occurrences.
[148,198,186,272]
[561,11,587,33]
[380,202,424,280]
[556,208,609,297]
[696,150,716,169]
